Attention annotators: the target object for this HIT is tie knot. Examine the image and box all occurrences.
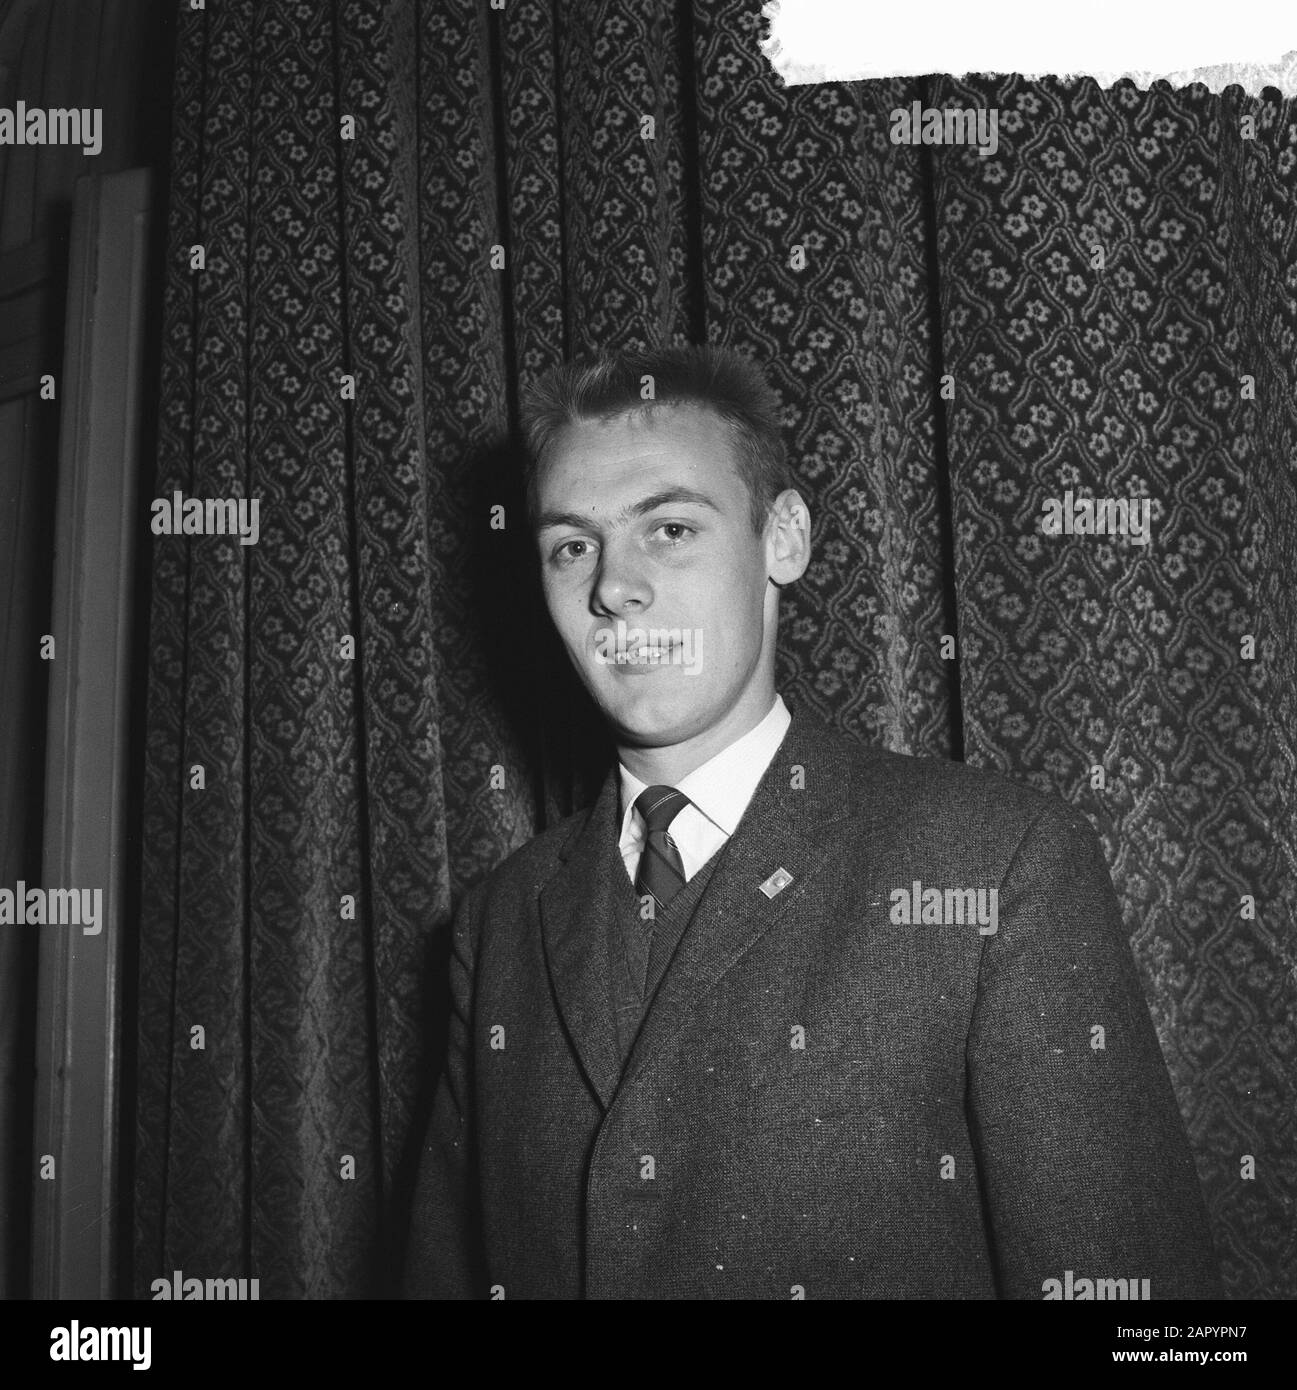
[634,785,690,834]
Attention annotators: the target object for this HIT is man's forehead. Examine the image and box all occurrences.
[540,404,739,490]
[533,410,747,532]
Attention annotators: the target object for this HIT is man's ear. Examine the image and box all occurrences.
[765,488,811,587]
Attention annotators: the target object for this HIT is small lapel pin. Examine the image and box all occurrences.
[759,867,794,899]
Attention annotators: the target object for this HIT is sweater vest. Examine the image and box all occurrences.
[607,846,726,1072]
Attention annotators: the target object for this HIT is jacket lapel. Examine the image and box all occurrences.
[538,771,625,1109]
[622,709,849,1089]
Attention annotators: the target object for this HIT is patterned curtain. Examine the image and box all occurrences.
[136,0,1297,1298]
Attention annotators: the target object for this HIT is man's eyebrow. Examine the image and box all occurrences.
[534,508,593,533]
[535,486,721,532]
[628,487,720,518]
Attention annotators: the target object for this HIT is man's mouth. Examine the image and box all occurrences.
[610,642,674,665]
[589,622,699,674]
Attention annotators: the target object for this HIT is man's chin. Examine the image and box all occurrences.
[585,676,710,749]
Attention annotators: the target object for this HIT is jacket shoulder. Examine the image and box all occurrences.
[465,797,595,900]
[793,710,1096,857]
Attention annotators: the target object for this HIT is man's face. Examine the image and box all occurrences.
[534,405,782,760]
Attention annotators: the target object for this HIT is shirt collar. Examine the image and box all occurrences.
[618,694,792,843]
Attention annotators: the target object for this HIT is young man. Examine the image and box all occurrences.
[405,346,1220,1299]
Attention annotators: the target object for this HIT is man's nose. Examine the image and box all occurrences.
[591,540,651,615]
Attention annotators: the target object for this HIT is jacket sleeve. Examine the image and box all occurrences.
[966,799,1222,1299]
[403,882,487,1299]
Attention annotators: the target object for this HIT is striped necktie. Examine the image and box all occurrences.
[633,785,691,913]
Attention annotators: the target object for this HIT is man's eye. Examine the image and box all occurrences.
[552,538,594,563]
[655,523,695,543]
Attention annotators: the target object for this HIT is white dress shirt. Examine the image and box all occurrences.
[618,695,792,885]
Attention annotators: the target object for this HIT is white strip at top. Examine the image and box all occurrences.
[760,0,1297,96]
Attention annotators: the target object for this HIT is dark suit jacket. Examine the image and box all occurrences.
[406,707,1221,1299]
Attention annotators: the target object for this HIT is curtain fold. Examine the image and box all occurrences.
[136,0,1296,1298]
